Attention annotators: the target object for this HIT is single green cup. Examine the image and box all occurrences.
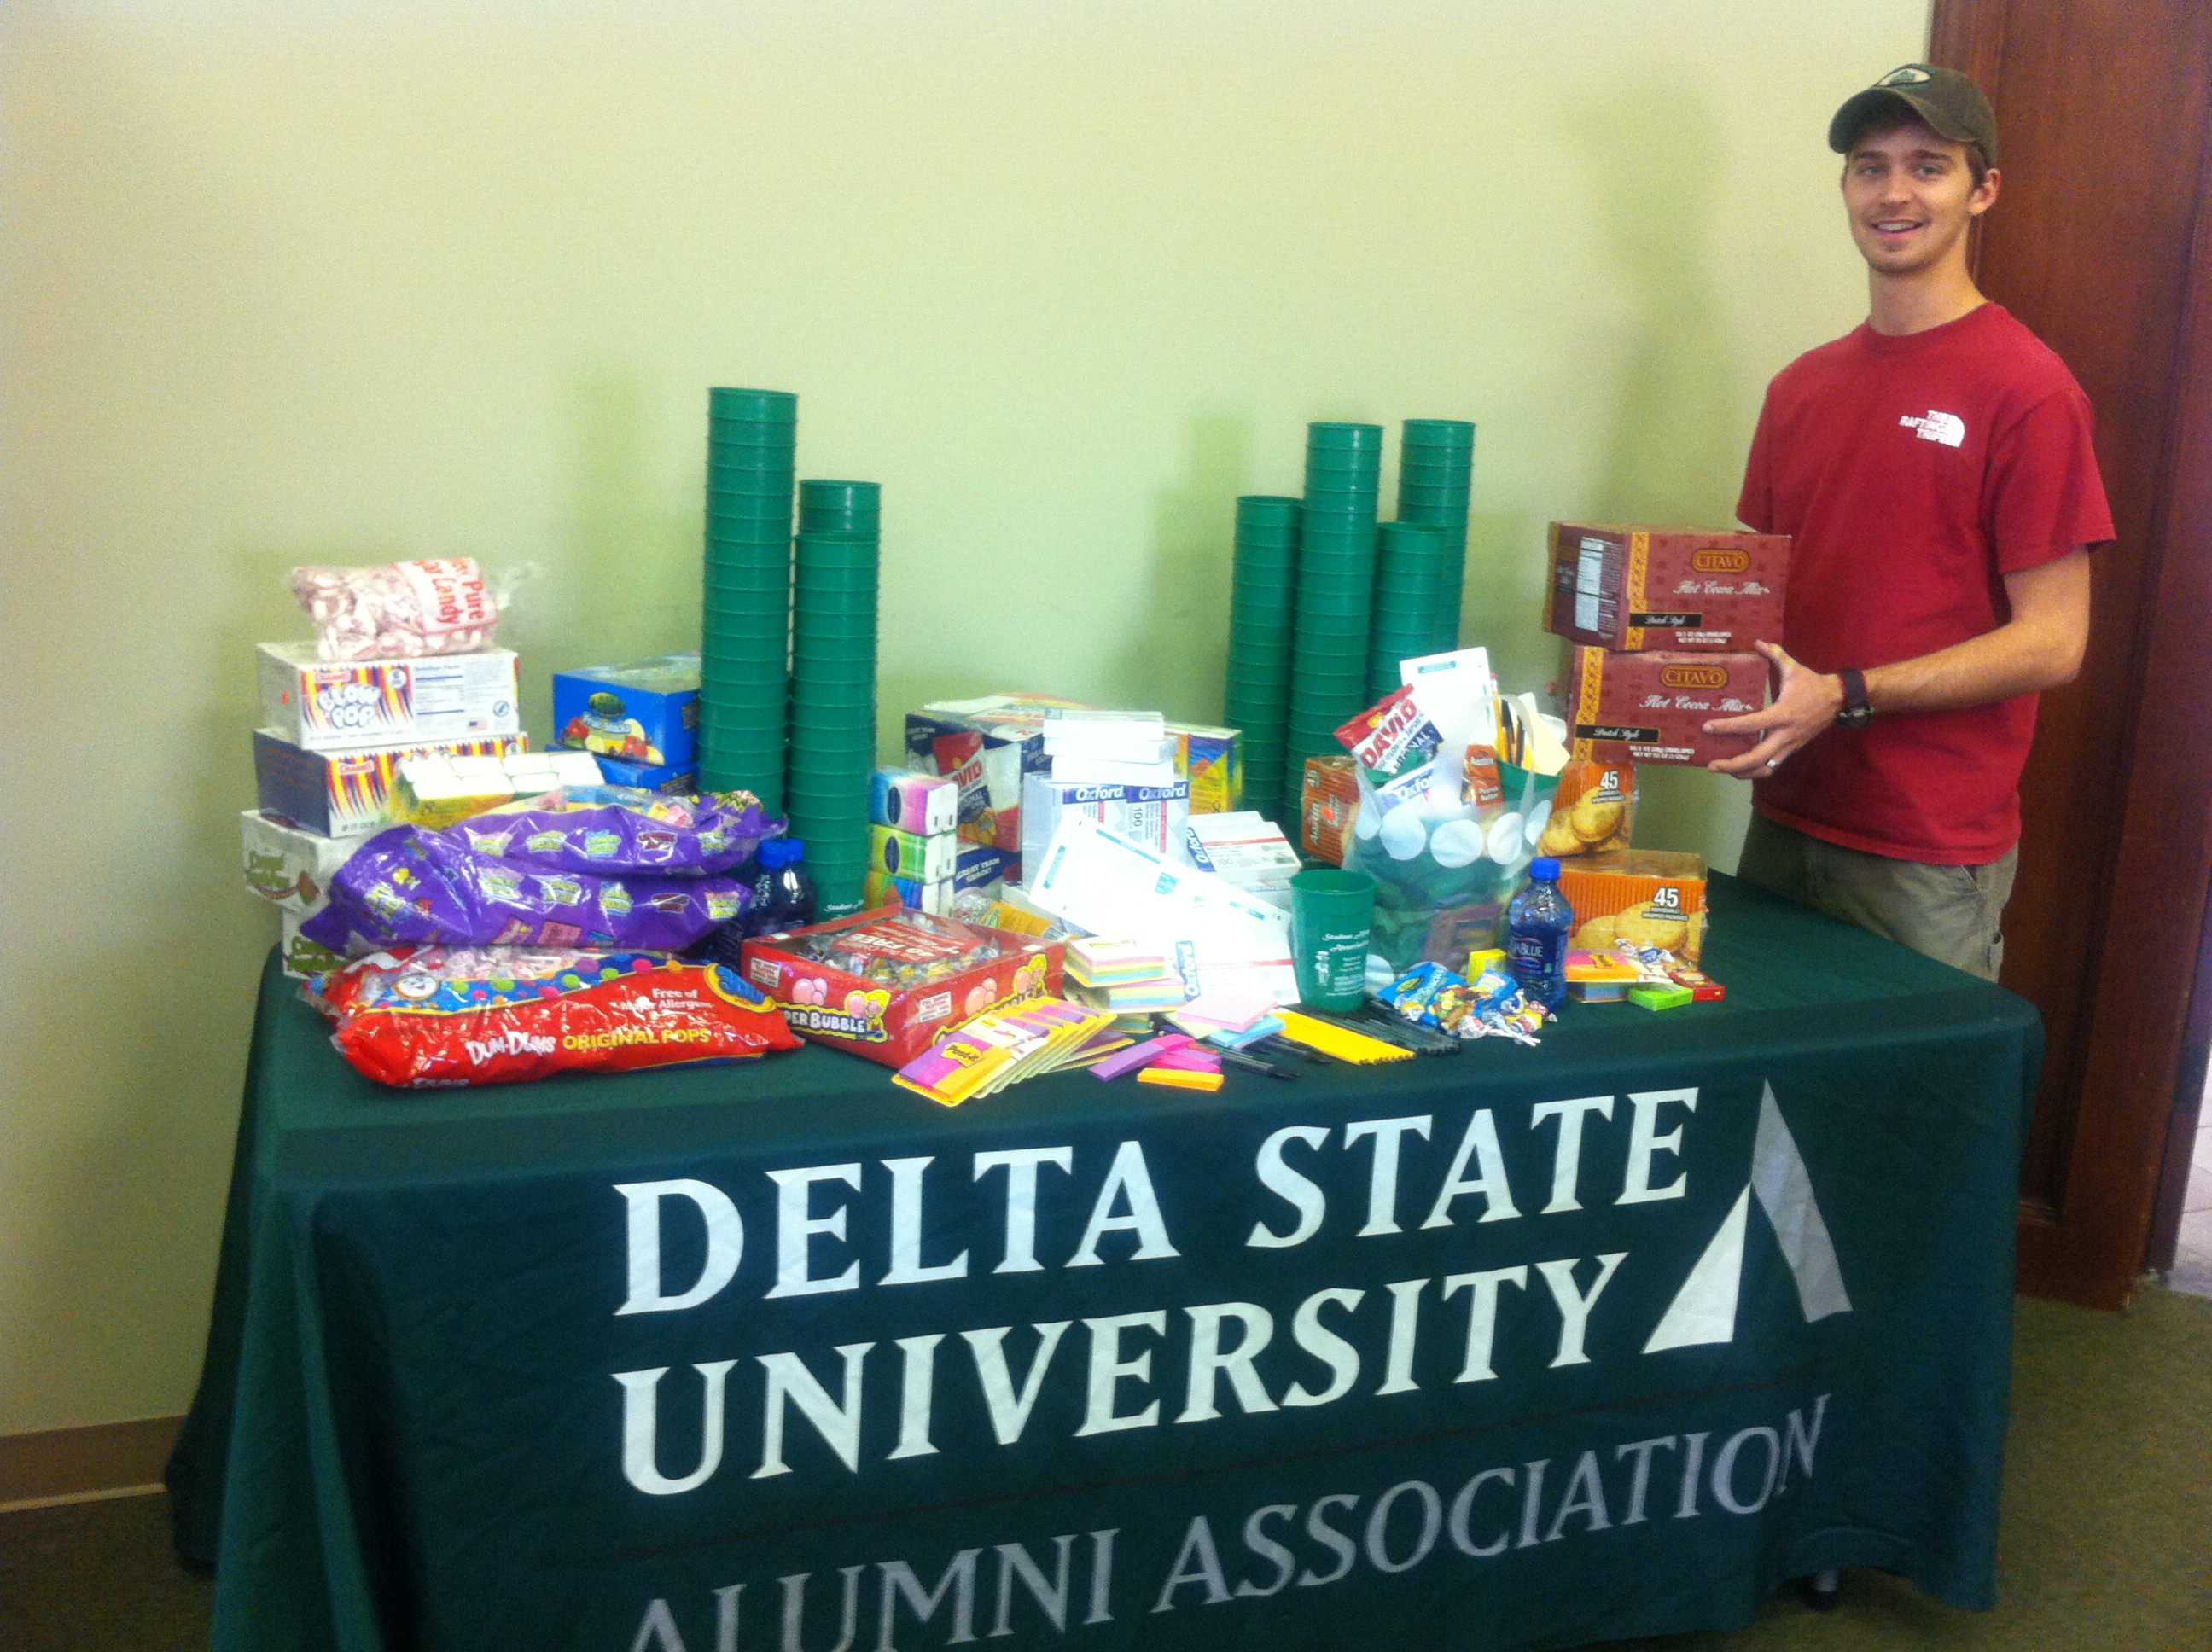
[1237,492,1304,519]
[1290,868,1377,1010]
[1401,417,1476,444]
[1306,422,1385,450]
[708,387,797,419]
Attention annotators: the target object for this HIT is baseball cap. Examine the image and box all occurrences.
[1829,64,2000,167]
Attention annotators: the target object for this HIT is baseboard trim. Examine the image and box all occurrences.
[0,1416,184,1510]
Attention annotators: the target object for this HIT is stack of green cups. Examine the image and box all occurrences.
[1289,422,1382,820]
[1367,521,1455,699]
[700,387,797,813]
[788,479,881,917]
[1225,495,1301,825]
[1394,419,1476,649]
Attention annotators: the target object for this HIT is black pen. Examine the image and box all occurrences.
[1217,1046,1296,1080]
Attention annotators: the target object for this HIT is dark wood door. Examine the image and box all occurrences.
[1930,0,2212,1307]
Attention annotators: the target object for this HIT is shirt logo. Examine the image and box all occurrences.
[1900,409,1965,447]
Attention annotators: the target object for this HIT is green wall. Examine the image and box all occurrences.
[0,1,1928,1434]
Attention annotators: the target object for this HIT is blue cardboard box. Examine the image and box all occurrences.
[553,654,699,769]
[593,754,699,795]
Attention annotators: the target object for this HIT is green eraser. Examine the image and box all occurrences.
[1628,983,1695,1011]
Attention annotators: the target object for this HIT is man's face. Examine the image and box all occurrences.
[1841,120,1998,276]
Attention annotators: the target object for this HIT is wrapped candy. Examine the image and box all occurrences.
[451,786,777,878]
[307,946,800,1087]
[300,825,747,955]
[290,558,508,661]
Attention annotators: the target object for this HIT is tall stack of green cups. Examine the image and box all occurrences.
[700,387,797,812]
[1394,419,1476,649]
[1288,422,1382,820]
[1225,495,1301,825]
[788,479,881,917]
[1367,521,1454,699]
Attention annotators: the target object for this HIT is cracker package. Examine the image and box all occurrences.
[1535,760,1636,859]
[1557,850,1708,962]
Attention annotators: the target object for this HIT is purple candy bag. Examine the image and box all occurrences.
[447,785,777,877]
[301,826,748,954]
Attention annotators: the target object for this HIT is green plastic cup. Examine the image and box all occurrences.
[708,387,797,419]
[800,477,881,508]
[1306,422,1385,449]
[1401,417,1475,445]
[793,542,880,571]
[1237,492,1304,519]
[794,562,881,588]
[1290,868,1376,1009]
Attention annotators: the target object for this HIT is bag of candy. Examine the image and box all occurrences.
[300,826,747,955]
[450,786,777,877]
[308,946,800,1087]
[290,557,524,661]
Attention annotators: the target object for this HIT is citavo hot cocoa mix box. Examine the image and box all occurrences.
[1564,647,1767,767]
[1545,523,1789,651]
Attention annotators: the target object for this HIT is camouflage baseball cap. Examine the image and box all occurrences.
[1829,64,2000,167]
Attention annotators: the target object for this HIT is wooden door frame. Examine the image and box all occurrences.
[1931,0,2212,1307]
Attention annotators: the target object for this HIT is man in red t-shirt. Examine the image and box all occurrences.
[1708,64,2114,980]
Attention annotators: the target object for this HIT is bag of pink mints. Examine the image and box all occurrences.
[289,557,509,661]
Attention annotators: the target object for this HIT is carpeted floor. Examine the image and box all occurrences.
[3,1288,2206,1651]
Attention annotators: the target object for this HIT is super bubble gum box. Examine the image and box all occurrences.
[257,643,520,753]
[740,908,1064,1067]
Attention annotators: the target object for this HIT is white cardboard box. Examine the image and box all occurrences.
[257,641,521,752]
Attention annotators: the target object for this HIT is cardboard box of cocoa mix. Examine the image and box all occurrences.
[1564,647,1767,767]
[1545,523,1790,651]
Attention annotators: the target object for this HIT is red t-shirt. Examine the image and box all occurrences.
[1737,302,2114,864]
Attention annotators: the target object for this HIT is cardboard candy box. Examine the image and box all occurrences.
[1545,523,1790,652]
[1564,647,1767,767]
[739,908,1065,1067]
[551,654,701,769]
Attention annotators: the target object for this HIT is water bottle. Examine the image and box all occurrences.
[1505,855,1573,1013]
[742,837,819,939]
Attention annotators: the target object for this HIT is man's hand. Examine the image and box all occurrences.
[1705,640,1843,779]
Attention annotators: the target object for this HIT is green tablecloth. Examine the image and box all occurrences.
[168,875,2038,1652]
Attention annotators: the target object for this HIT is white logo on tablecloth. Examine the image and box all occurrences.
[1644,1084,1852,1351]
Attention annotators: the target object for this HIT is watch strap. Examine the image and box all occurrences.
[1838,668,1872,729]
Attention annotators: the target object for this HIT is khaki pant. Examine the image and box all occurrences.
[1735,813,2018,982]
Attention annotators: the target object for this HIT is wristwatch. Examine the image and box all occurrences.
[1837,668,1874,730]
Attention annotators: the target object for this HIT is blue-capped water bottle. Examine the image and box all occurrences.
[1505,856,1573,1013]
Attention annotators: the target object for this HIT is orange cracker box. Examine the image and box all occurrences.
[1565,646,1766,767]
[739,907,1065,1068]
[1536,759,1637,859]
[1545,523,1789,652]
[1301,753,1359,865]
[1557,850,1708,963]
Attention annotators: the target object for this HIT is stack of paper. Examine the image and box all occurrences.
[1028,814,1299,1005]
[1181,812,1301,910]
[1044,709,1179,787]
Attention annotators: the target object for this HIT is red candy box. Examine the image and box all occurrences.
[740,908,1065,1067]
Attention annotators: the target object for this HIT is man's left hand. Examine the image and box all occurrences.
[1705,640,1843,779]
